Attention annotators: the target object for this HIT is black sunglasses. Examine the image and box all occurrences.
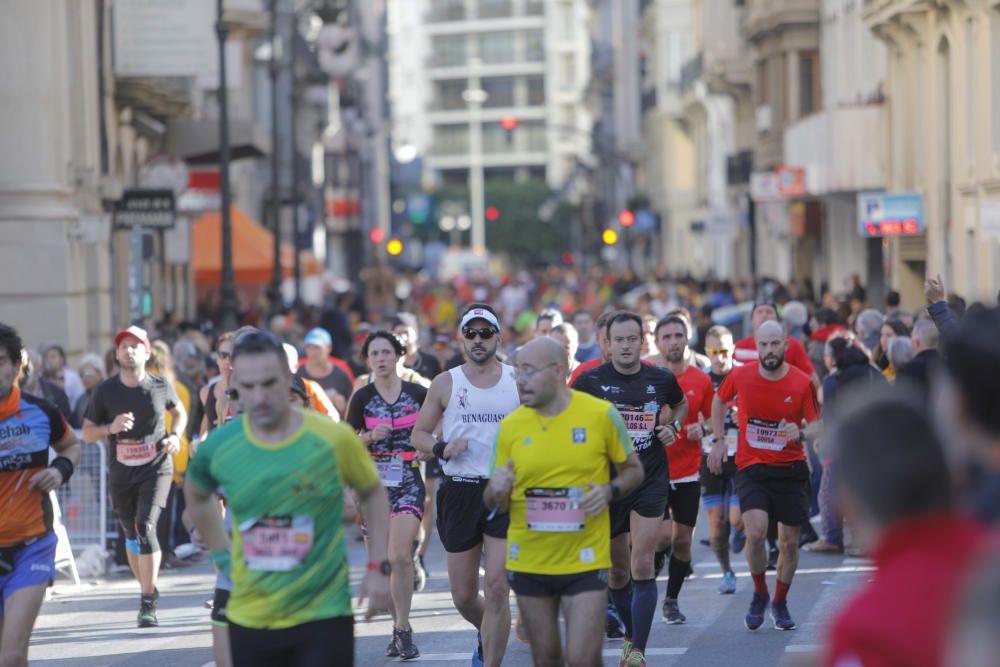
[462,327,497,341]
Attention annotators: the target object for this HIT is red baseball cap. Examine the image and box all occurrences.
[114,325,151,351]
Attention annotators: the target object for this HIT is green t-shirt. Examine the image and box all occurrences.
[187,410,379,630]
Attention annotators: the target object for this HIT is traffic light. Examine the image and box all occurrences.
[369,228,385,244]
[602,228,619,245]
[500,116,517,145]
[485,206,499,221]
[619,209,635,227]
[386,239,403,256]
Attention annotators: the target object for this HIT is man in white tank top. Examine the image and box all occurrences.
[413,304,520,667]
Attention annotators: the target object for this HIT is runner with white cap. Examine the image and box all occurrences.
[412,304,521,667]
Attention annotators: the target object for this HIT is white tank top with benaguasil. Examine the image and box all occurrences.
[441,364,520,479]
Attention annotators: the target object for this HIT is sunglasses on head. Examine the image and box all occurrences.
[705,347,730,357]
[462,327,497,341]
[232,330,285,357]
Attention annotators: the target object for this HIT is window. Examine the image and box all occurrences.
[526,76,546,105]
[433,124,469,154]
[520,121,546,151]
[432,35,466,67]
[523,30,544,62]
[433,79,466,110]
[991,6,1000,156]
[479,31,516,64]
[666,33,682,88]
[799,51,821,116]
[757,59,769,106]
[560,53,576,90]
[481,77,515,107]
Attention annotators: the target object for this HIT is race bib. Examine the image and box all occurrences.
[239,515,314,572]
[375,457,404,488]
[116,438,158,466]
[620,402,658,451]
[746,418,789,451]
[525,487,585,532]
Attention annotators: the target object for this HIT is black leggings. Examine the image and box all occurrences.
[229,616,354,667]
[111,471,172,554]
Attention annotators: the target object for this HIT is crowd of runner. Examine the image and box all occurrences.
[1,268,999,667]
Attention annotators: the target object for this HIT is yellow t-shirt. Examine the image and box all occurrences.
[491,390,633,575]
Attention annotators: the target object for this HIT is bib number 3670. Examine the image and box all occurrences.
[525,487,585,532]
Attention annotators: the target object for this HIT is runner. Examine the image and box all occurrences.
[733,301,818,385]
[652,316,715,623]
[296,328,354,415]
[699,325,745,592]
[573,312,688,667]
[412,304,521,667]
[82,325,187,627]
[484,337,645,667]
[0,323,81,666]
[185,330,392,667]
[200,332,235,435]
[345,330,428,660]
[708,320,819,631]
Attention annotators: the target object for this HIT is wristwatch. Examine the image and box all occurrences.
[367,560,391,576]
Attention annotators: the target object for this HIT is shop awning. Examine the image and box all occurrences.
[192,206,321,285]
[166,118,270,165]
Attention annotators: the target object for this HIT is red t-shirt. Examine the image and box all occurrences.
[824,514,990,667]
[716,364,819,469]
[734,335,815,376]
[669,365,715,481]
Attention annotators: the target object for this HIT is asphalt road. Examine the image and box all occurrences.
[30,520,870,666]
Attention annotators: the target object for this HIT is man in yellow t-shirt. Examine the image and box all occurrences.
[485,337,644,667]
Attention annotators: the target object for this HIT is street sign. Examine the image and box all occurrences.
[857,193,923,237]
[406,193,431,224]
[776,166,807,196]
[114,189,176,229]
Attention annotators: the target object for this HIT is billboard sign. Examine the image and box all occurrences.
[857,193,923,237]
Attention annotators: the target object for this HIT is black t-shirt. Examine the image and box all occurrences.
[406,350,442,380]
[345,381,428,456]
[574,362,684,479]
[708,370,739,476]
[296,364,353,402]
[86,373,179,481]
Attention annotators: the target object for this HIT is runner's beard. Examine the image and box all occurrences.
[761,354,784,371]
[667,349,685,363]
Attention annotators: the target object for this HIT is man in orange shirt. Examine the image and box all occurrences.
[0,323,81,665]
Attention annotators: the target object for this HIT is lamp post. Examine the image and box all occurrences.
[462,57,487,255]
[216,0,238,331]
[267,0,284,315]
[288,12,302,315]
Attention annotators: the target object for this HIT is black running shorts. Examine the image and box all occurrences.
[735,461,811,526]
[436,476,509,553]
[609,472,669,538]
[507,569,608,598]
[229,616,353,667]
[664,481,700,527]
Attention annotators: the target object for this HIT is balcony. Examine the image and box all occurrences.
[783,105,886,194]
[744,0,820,42]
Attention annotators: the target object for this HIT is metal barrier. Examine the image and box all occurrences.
[54,437,108,552]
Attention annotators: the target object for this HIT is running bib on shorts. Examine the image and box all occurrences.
[374,457,404,488]
[525,487,585,532]
[746,418,789,451]
[116,438,158,466]
[619,402,658,452]
[239,515,315,571]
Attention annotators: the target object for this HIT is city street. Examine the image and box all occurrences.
[31,518,871,666]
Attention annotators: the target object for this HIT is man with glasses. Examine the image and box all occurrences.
[573,312,687,667]
[484,336,644,667]
[412,304,521,667]
[82,325,187,627]
[185,330,392,667]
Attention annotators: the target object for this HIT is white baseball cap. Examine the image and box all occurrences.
[459,308,501,331]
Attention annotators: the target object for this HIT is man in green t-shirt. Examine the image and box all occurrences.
[185,331,391,667]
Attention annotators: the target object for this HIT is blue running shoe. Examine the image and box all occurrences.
[771,601,796,630]
[471,632,484,666]
[744,592,769,631]
[731,529,746,554]
[606,602,625,638]
[718,571,737,595]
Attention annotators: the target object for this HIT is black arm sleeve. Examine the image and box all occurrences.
[344,386,368,432]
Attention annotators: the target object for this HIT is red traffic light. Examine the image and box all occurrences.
[485,206,500,221]
[619,210,635,227]
[500,116,518,131]
[369,228,385,244]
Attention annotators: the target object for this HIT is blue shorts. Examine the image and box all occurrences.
[0,532,57,617]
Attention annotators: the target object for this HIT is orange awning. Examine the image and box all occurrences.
[192,207,321,285]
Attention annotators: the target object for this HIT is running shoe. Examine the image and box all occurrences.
[471,631,484,667]
[771,601,797,630]
[419,554,430,579]
[662,597,686,624]
[624,648,647,667]
[731,529,746,554]
[744,592,770,631]
[605,602,625,638]
[386,635,400,658]
[618,638,633,667]
[514,613,529,643]
[137,595,158,628]
[718,571,737,595]
[413,554,427,592]
[395,627,420,660]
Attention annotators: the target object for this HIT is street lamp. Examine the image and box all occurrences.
[216,0,238,331]
[266,0,284,316]
[463,57,487,256]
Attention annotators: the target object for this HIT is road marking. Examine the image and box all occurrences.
[694,565,875,580]
[785,645,823,653]
[419,648,688,661]
[416,653,478,661]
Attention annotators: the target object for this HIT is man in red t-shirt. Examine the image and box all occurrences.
[824,392,989,667]
[734,301,818,388]
[652,315,715,624]
[708,320,819,632]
